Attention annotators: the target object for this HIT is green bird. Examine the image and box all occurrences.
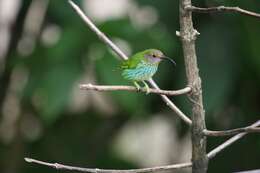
[121,49,176,93]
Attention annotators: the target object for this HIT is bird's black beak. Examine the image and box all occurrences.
[161,56,176,66]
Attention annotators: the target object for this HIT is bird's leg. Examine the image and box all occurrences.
[133,81,141,91]
[142,81,150,94]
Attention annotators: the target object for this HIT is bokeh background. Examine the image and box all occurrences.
[0,0,259,173]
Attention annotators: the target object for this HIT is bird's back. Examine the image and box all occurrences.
[120,52,143,70]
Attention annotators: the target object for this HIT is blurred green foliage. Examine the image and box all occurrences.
[0,0,260,173]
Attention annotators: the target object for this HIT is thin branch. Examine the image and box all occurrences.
[186,6,260,19]
[80,84,191,96]
[148,79,192,125]
[204,126,260,137]
[207,120,260,159]
[68,0,192,125]
[68,1,127,60]
[24,158,192,173]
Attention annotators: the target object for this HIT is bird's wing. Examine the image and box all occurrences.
[120,53,142,69]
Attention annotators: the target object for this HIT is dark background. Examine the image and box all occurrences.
[0,0,259,173]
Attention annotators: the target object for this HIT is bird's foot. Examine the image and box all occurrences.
[133,81,141,91]
[142,81,150,95]
[144,87,150,95]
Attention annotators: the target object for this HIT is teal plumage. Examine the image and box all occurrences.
[122,60,158,81]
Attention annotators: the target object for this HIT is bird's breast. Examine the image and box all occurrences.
[122,63,158,81]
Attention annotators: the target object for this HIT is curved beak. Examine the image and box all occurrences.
[161,56,176,66]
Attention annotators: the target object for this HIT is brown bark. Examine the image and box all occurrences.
[179,0,208,172]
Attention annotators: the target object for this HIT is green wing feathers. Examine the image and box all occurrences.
[120,52,143,69]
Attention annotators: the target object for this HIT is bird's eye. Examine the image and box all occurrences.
[152,54,156,58]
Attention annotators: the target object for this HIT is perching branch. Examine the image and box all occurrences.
[186,6,260,19]
[204,125,260,137]
[24,158,192,173]
[80,84,191,96]
[68,0,192,125]
[207,120,260,159]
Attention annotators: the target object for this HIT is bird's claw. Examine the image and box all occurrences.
[134,81,141,91]
[134,81,150,94]
[144,86,150,95]
[142,81,150,95]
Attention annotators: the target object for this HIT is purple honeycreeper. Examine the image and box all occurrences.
[121,49,176,94]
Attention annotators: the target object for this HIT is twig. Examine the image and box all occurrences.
[186,6,260,19]
[204,125,260,137]
[68,1,127,60]
[148,79,192,125]
[80,84,191,96]
[68,0,192,125]
[207,120,260,159]
[24,158,192,173]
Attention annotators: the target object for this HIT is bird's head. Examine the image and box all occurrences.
[143,49,176,66]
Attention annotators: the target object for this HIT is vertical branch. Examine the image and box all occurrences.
[179,0,208,173]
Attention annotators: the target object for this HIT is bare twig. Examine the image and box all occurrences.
[68,0,192,125]
[148,79,193,125]
[204,125,260,137]
[80,84,191,96]
[24,158,192,173]
[68,1,127,60]
[207,120,260,159]
[186,6,260,19]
